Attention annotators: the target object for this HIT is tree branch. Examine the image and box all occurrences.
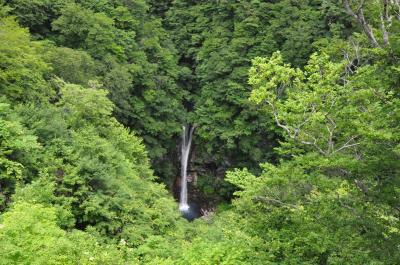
[394,0,400,21]
[343,0,380,47]
[333,135,359,154]
[252,196,298,209]
[267,100,292,136]
[300,132,328,156]
[326,120,336,154]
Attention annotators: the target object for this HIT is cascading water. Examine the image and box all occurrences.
[179,125,194,212]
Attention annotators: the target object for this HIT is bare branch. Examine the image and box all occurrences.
[267,99,330,155]
[300,132,328,156]
[252,196,298,209]
[267,100,292,136]
[343,0,360,19]
[333,135,359,154]
[393,0,400,21]
[294,112,313,136]
[354,179,369,194]
[326,119,336,154]
[343,0,380,47]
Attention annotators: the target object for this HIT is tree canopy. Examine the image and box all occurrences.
[0,0,399,264]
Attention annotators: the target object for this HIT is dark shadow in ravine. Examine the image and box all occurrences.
[180,202,201,221]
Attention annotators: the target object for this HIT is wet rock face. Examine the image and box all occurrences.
[187,171,197,184]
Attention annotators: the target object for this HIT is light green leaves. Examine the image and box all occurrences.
[249,51,367,156]
[249,52,303,105]
[0,17,52,102]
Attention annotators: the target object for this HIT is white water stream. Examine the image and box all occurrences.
[179,125,194,212]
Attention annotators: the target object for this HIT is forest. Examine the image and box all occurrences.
[0,0,399,264]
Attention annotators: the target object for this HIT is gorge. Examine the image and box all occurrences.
[0,0,399,264]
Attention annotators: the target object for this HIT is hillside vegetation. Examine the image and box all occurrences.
[0,0,399,264]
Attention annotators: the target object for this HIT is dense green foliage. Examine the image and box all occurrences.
[164,0,354,199]
[0,0,399,264]
[6,0,185,179]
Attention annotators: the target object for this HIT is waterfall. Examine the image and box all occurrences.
[179,125,194,212]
